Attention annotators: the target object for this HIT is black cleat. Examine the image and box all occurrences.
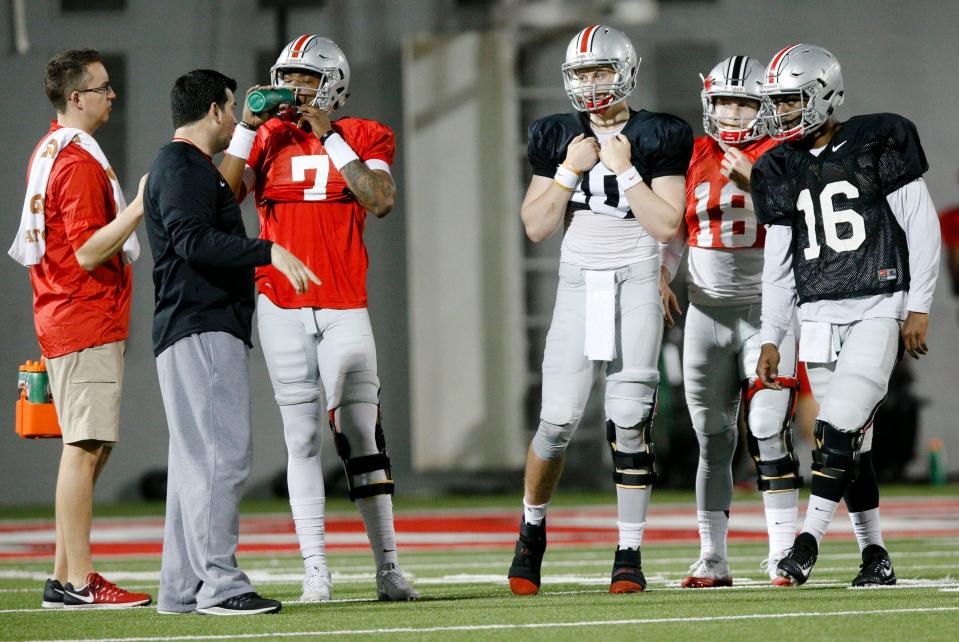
[41,578,64,609]
[776,532,819,586]
[851,544,897,587]
[609,547,646,593]
[197,592,281,615]
[508,518,546,595]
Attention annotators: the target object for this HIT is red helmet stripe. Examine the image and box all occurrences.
[579,25,599,54]
[767,44,798,83]
[289,34,312,59]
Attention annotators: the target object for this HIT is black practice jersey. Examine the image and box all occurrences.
[528,109,693,219]
[752,112,927,304]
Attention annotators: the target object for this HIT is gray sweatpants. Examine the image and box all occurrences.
[156,332,254,612]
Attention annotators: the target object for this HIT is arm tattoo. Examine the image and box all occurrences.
[340,161,395,216]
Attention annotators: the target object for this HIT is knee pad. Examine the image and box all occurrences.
[606,399,657,487]
[811,419,865,483]
[328,407,394,501]
[742,377,802,492]
[604,369,658,428]
[531,420,575,461]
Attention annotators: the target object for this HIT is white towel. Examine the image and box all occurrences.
[798,321,838,363]
[9,127,139,267]
[584,269,617,362]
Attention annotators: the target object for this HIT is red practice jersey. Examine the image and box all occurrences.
[940,206,959,249]
[247,116,395,309]
[684,136,778,249]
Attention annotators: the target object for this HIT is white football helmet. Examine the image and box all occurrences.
[562,25,640,113]
[270,35,350,113]
[762,44,843,141]
[701,55,766,144]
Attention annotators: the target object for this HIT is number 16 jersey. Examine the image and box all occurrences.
[247,116,395,309]
[681,135,777,306]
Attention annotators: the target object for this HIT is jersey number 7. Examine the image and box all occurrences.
[292,155,331,201]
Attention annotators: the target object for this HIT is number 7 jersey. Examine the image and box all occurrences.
[247,116,395,310]
[681,135,778,306]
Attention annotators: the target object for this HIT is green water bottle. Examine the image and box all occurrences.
[247,88,295,114]
[21,360,51,404]
[928,438,946,486]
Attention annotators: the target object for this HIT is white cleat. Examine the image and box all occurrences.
[680,556,733,588]
[763,551,794,586]
[376,563,420,601]
[300,566,333,602]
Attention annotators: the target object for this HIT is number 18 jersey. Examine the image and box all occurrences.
[247,116,395,309]
[682,135,777,306]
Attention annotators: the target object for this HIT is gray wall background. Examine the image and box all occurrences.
[2,0,957,506]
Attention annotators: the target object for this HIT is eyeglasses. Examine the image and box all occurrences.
[76,82,115,96]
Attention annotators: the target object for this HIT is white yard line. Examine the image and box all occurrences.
[14,607,959,641]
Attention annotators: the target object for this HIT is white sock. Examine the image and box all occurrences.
[802,495,839,545]
[849,508,884,552]
[697,510,728,560]
[357,494,398,569]
[523,499,549,526]
[290,499,327,570]
[763,490,799,557]
[617,520,646,549]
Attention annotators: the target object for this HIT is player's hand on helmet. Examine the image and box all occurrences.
[270,244,321,294]
[241,85,277,129]
[297,104,333,138]
[659,266,681,328]
[901,311,929,359]
[599,134,633,175]
[563,134,600,174]
[756,344,783,388]
[719,143,753,191]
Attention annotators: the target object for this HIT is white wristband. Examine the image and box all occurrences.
[322,132,360,170]
[617,167,643,192]
[554,164,579,190]
[226,125,256,161]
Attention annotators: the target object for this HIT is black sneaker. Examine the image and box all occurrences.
[776,532,819,586]
[197,592,281,615]
[41,578,64,609]
[507,518,546,595]
[851,544,897,587]
[609,547,646,593]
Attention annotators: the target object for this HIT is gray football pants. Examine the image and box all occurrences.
[156,332,254,612]
[682,302,796,511]
[532,260,662,460]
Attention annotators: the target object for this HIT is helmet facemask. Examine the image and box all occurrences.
[701,89,764,144]
[762,83,826,141]
[273,68,345,113]
[562,60,637,113]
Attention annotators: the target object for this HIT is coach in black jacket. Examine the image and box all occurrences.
[144,69,318,616]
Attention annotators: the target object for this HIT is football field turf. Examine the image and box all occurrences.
[1,489,957,641]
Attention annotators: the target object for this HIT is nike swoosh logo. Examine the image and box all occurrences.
[219,181,226,187]
[67,591,94,604]
[832,140,847,152]
[813,506,830,512]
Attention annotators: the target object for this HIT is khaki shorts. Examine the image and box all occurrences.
[45,341,125,445]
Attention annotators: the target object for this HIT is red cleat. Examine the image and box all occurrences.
[609,547,646,594]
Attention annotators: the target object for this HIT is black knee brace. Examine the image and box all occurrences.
[811,419,865,483]
[328,408,395,501]
[605,417,657,487]
[742,377,802,492]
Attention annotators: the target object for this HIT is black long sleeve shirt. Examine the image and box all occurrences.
[144,141,272,356]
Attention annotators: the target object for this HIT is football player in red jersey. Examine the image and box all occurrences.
[660,56,801,588]
[220,35,418,602]
[507,25,692,596]
[753,44,940,587]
